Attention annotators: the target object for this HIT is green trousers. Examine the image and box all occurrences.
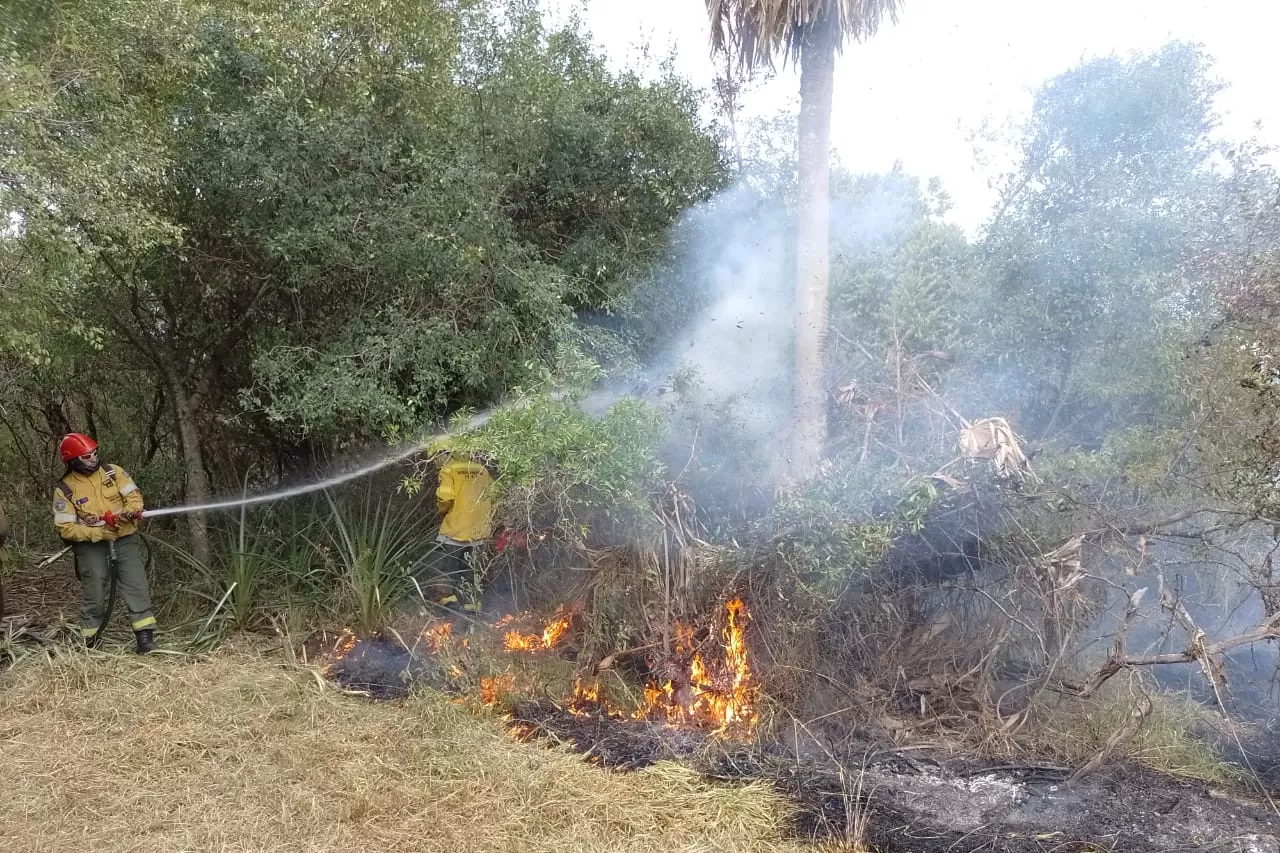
[72,534,156,638]
[408,541,476,607]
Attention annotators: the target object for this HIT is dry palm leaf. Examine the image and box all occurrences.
[706,0,901,70]
[959,417,1036,482]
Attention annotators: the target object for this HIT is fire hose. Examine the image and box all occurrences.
[1,538,135,649]
[52,508,137,649]
[85,540,120,650]
[83,510,143,648]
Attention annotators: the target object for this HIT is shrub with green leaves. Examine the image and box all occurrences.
[433,390,668,545]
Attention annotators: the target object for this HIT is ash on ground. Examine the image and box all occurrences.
[324,633,436,700]
[515,699,1280,853]
[319,633,1279,852]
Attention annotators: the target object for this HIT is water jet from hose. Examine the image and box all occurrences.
[143,407,503,520]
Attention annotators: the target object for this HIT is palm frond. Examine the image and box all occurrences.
[707,0,901,70]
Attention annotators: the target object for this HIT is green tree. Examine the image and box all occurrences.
[978,42,1221,441]
[1179,143,1280,515]
[827,170,976,467]
[5,0,485,562]
[2,0,724,561]
[468,4,727,312]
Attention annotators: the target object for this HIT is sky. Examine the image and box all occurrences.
[541,0,1280,235]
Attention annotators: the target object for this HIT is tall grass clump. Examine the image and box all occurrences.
[321,489,426,633]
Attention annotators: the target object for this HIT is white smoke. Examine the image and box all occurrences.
[649,183,794,442]
[577,180,797,454]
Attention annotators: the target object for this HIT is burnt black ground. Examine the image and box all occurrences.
[510,700,1280,853]
[326,635,1279,852]
[325,633,430,699]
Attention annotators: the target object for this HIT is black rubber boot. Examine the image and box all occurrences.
[134,629,157,655]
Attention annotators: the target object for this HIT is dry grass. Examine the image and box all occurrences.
[0,642,810,853]
[1043,690,1243,786]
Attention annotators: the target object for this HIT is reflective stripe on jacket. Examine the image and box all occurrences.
[436,458,494,544]
[53,464,144,543]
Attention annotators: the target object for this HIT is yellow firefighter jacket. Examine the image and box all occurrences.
[436,458,494,544]
[53,464,145,543]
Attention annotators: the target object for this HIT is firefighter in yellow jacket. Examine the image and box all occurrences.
[410,449,495,612]
[52,433,158,653]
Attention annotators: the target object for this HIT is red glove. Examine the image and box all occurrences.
[494,528,529,553]
[102,510,142,528]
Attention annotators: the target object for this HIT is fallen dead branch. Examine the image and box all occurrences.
[1079,508,1206,542]
[593,640,663,672]
[1065,607,1280,699]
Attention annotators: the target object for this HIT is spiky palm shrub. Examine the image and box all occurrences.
[322,490,426,634]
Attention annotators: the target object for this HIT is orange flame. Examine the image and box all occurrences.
[567,678,603,716]
[721,597,757,731]
[636,598,759,737]
[332,628,358,659]
[480,673,515,706]
[423,621,453,652]
[502,608,573,652]
[318,601,757,740]
[322,628,359,678]
[508,720,539,742]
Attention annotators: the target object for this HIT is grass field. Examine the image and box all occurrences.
[0,642,815,853]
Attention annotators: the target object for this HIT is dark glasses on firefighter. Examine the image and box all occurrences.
[77,451,98,462]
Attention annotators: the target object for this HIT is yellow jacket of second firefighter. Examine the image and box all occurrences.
[436,458,494,544]
[53,464,144,542]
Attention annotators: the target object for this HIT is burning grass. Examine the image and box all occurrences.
[500,605,574,651]
[321,597,766,739]
[636,598,760,736]
[0,643,809,853]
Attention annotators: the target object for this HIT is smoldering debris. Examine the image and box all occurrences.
[324,632,435,699]
[511,700,1278,853]
[508,700,711,770]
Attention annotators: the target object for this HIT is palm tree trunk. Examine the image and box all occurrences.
[792,17,837,473]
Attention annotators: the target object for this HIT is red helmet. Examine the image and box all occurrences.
[59,433,98,463]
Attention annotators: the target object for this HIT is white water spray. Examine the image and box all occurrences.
[142,439,434,519]
[143,408,502,519]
